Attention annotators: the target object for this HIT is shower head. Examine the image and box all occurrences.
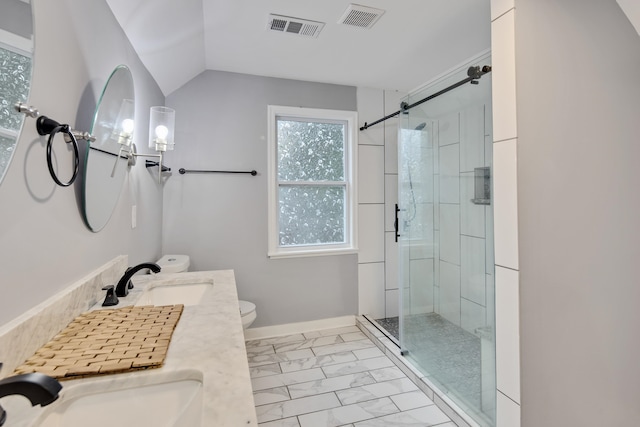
[414,122,426,131]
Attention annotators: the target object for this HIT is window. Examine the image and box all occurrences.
[268,105,358,258]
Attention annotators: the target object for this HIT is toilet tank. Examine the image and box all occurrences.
[156,255,190,273]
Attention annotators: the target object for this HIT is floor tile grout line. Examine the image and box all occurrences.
[272,336,376,354]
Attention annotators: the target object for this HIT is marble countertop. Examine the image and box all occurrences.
[5,269,258,427]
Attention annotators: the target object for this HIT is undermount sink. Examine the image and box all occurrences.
[136,281,213,306]
[34,370,203,427]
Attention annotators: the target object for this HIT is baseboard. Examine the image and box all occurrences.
[243,315,356,340]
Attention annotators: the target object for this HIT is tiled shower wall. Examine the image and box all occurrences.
[357,85,494,336]
[357,88,406,319]
[430,106,494,335]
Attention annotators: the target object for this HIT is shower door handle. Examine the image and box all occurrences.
[395,204,400,242]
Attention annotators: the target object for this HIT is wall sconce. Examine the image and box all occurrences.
[111,98,135,177]
[149,106,175,152]
[128,106,175,182]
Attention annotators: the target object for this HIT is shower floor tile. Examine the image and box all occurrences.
[246,325,452,426]
[375,313,486,418]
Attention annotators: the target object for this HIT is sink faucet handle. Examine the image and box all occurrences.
[101,285,119,307]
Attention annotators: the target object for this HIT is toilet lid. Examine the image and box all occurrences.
[239,300,255,315]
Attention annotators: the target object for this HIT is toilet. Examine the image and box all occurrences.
[155,254,191,274]
[238,300,257,329]
[155,255,257,329]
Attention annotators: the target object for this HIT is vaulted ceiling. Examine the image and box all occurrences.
[106,0,491,96]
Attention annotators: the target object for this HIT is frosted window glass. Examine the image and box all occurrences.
[0,135,15,172]
[0,47,31,131]
[279,186,345,246]
[277,119,345,181]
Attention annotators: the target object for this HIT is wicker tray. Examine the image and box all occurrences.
[14,304,184,380]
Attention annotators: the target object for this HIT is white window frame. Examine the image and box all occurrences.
[267,105,358,259]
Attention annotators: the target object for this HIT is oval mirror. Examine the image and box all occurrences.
[82,65,134,232]
[0,0,34,186]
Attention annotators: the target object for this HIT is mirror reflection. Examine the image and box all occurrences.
[0,0,33,185]
[82,65,134,232]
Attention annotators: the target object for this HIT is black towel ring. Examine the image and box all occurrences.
[37,116,80,187]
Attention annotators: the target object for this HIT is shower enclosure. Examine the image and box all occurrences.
[396,56,495,426]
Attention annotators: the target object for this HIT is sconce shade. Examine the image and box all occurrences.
[149,106,175,151]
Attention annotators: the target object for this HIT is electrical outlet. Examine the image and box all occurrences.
[131,205,137,229]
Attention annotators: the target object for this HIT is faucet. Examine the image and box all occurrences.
[0,365,62,426]
[115,262,161,297]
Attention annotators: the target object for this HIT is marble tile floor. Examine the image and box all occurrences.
[246,325,457,427]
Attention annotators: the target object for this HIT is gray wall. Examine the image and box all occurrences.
[164,70,358,327]
[0,0,164,327]
[515,1,640,425]
[0,0,32,38]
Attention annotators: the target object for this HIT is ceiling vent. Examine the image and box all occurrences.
[338,4,385,29]
[267,14,325,38]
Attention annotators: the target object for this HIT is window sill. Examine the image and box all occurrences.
[268,247,358,259]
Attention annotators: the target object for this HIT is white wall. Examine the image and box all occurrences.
[0,0,165,327]
[163,70,358,328]
[515,0,640,426]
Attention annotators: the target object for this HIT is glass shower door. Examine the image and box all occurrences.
[398,57,496,427]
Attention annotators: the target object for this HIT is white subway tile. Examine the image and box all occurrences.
[385,289,399,318]
[491,0,514,20]
[461,236,486,305]
[434,231,440,285]
[493,139,519,269]
[438,112,460,146]
[409,203,434,260]
[439,204,460,265]
[384,90,405,175]
[460,106,486,172]
[359,145,385,204]
[357,87,384,146]
[485,273,496,327]
[439,144,460,204]
[358,263,385,318]
[385,232,398,290]
[434,176,440,230]
[384,174,398,232]
[484,103,493,137]
[439,261,461,326]
[461,298,486,335]
[461,172,485,238]
[491,10,517,142]
[385,131,399,174]
[358,204,385,263]
[410,258,434,314]
[497,391,520,427]
[495,266,520,404]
